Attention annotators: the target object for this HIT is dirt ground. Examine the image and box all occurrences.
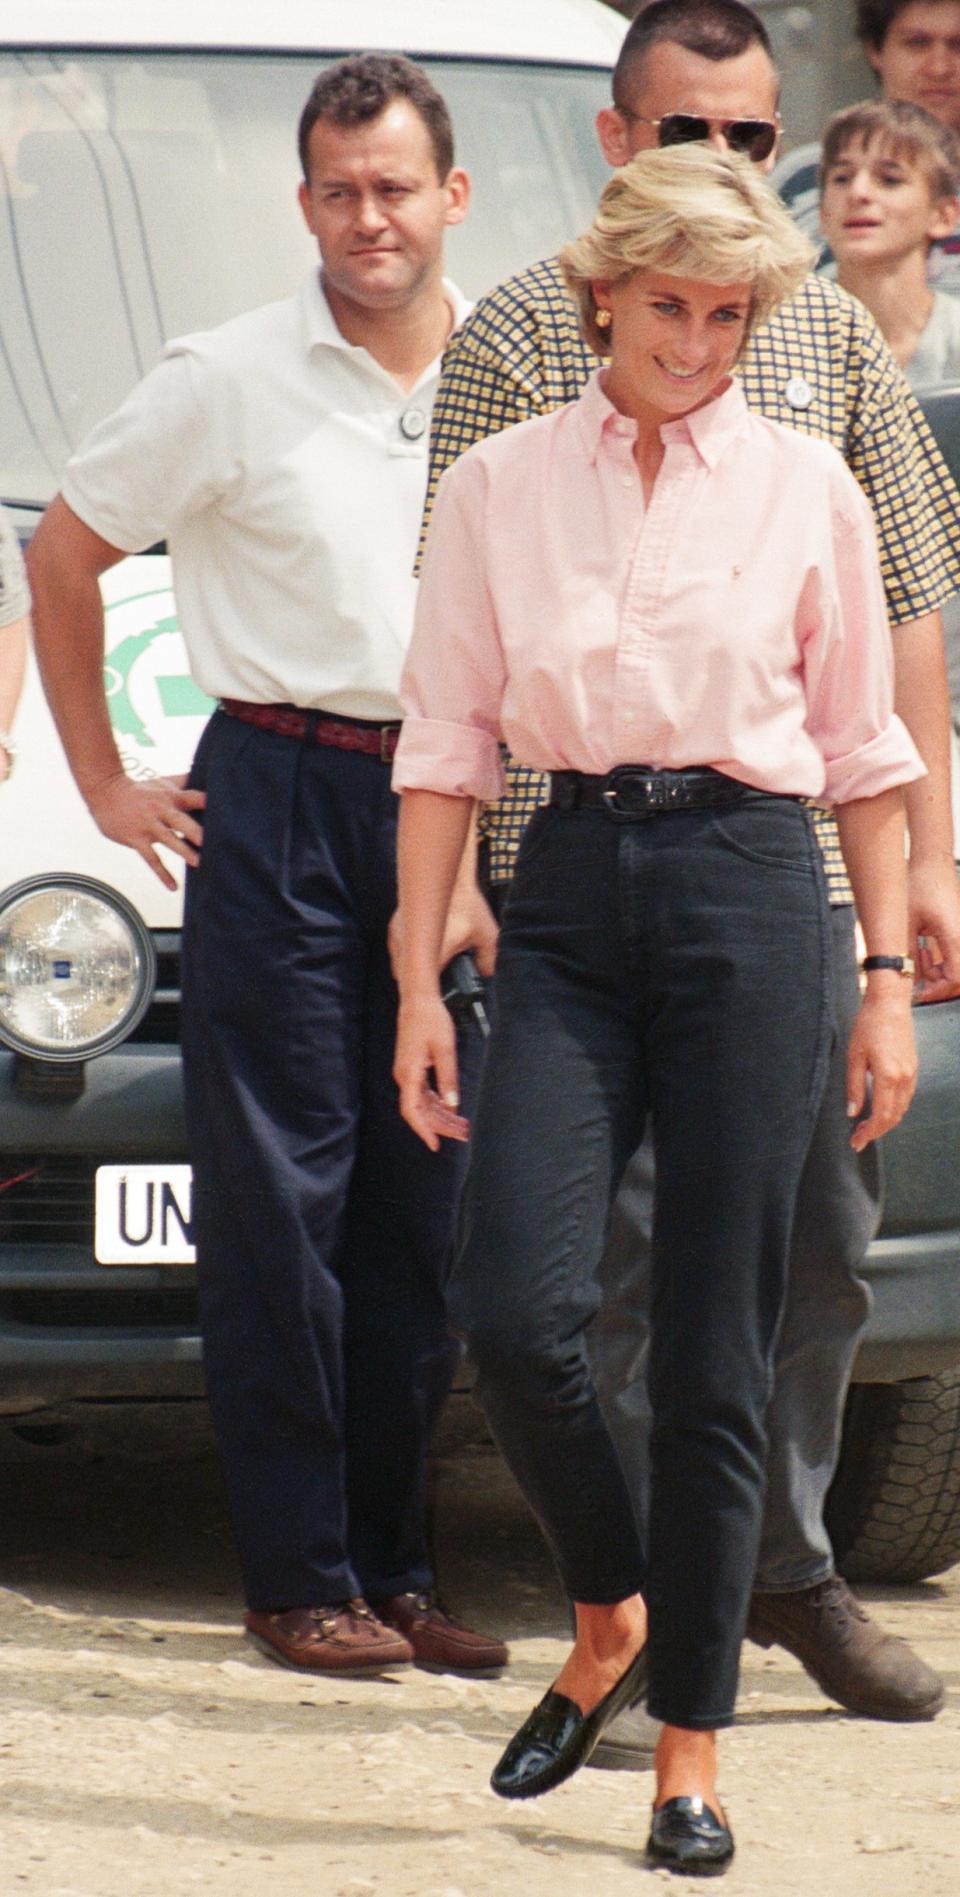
[0,1402,955,1897]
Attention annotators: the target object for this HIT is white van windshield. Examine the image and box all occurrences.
[0,51,610,507]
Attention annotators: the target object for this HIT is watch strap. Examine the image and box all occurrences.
[861,954,915,977]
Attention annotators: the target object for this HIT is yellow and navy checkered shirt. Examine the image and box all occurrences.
[422,262,960,903]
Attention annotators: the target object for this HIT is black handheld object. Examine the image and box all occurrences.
[441,951,490,1038]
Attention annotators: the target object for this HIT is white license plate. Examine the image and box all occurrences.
[95,1164,195,1266]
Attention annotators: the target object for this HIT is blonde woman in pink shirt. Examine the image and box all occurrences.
[391,147,922,1877]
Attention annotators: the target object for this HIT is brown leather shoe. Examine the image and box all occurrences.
[373,1590,509,1674]
[746,1575,944,1721]
[244,1599,413,1674]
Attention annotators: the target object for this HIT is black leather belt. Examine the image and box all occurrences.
[549,765,763,821]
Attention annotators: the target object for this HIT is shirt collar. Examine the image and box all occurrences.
[299,269,471,365]
[576,367,751,470]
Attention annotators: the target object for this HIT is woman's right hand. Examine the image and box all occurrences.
[394,993,470,1151]
[846,982,918,1152]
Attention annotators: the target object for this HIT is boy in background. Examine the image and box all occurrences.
[820,99,960,383]
[774,0,960,290]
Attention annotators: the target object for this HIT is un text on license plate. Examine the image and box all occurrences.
[95,1165,195,1265]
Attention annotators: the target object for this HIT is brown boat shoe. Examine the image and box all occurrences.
[746,1575,944,1721]
[373,1590,509,1675]
[244,1598,413,1674]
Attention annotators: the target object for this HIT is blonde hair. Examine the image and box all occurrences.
[561,145,815,355]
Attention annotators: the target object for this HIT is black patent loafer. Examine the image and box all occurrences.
[490,1646,648,1800]
[646,1796,735,1876]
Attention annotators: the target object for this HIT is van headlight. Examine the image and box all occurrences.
[0,877,156,1060]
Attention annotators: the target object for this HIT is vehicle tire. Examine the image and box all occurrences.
[825,1368,960,1582]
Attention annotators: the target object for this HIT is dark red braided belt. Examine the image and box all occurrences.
[220,698,400,762]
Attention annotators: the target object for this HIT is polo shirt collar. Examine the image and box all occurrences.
[299,269,471,361]
[577,367,751,469]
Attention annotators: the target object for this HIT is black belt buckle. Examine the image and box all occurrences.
[601,766,665,820]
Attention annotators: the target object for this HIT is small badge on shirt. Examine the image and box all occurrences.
[784,376,814,411]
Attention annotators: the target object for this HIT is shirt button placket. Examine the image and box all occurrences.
[616,447,695,754]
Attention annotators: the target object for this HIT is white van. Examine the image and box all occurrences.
[0,0,623,1411]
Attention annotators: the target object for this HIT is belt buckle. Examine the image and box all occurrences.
[380,725,397,764]
[602,767,659,820]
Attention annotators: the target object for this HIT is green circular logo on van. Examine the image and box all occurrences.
[103,592,214,752]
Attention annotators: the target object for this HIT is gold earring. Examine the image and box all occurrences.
[595,308,612,330]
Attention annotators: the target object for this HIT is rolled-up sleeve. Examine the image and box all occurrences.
[393,455,507,801]
[802,468,926,806]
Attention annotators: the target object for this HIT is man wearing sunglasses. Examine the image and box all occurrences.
[613,106,778,161]
[422,0,960,1744]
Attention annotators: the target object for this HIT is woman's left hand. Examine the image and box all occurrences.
[846,987,918,1152]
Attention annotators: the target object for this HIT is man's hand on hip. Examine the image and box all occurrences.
[85,771,206,891]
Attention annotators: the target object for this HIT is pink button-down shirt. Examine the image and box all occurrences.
[394,372,924,808]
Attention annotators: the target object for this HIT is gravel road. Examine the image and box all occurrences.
[0,1403,955,1896]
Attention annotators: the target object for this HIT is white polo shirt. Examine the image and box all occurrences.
[63,272,470,720]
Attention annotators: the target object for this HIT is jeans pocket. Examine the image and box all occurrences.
[511,802,564,879]
[708,798,814,874]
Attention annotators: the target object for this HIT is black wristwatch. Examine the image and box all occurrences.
[861,954,915,977]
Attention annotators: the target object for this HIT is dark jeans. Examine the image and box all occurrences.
[180,710,478,1611]
[452,794,832,1728]
[590,904,879,1595]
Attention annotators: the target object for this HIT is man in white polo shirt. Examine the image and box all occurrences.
[27,54,504,1678]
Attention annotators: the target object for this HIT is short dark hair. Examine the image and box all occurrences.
[855,0,937,51]
[614,0,774,107]
[298,53,454,181]
[820,98,960,200]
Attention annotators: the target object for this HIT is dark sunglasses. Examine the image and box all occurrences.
[619,110,779,163]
